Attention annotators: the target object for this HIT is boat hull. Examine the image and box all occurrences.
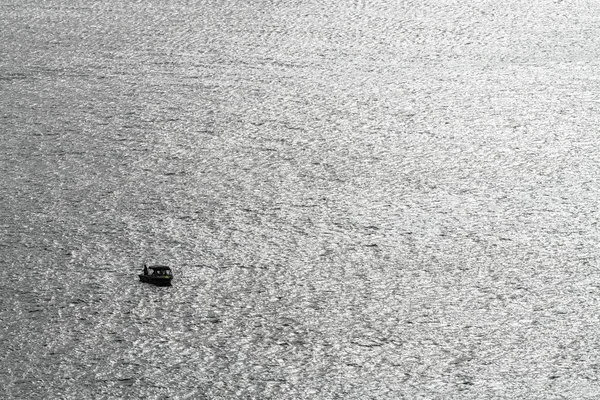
[139,274,172,286]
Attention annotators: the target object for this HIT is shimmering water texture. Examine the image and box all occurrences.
[3,0,600,398]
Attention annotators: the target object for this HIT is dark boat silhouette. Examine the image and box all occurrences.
[139,265,173,286]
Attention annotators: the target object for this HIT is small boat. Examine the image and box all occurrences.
[139,265,173,286]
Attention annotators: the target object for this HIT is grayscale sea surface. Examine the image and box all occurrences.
[3,0,600,398]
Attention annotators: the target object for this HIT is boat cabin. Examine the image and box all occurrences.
[147,265,172,276]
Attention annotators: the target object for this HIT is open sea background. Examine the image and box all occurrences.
[3,0,600,398]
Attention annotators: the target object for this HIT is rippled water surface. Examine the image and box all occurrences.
[3,0,600,398]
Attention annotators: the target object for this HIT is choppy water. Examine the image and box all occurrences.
[3,0,600,398]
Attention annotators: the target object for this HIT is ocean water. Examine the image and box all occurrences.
[3,0,600,398]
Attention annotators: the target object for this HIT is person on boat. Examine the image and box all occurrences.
[143,264,148,275]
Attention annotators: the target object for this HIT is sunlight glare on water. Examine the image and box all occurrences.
[3,0,600,398]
